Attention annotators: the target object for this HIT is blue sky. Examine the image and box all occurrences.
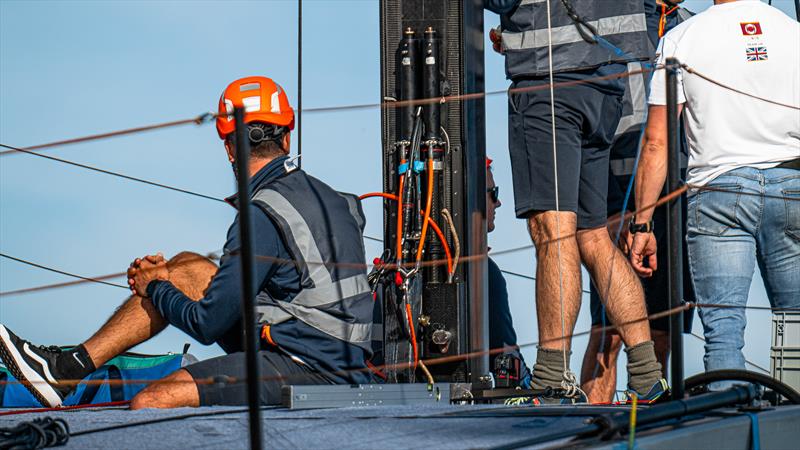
[1,0,795,391]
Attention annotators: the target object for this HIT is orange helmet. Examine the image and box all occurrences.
[216,76,295,140]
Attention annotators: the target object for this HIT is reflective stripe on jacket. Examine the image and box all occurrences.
[500,0,652,78]
[251,169,374,351]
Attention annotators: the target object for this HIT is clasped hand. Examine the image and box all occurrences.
[127,253,169,297]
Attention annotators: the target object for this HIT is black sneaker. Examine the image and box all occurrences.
[0,325,71,407]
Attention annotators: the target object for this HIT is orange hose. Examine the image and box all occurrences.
[406,303,419,371]
[359,190,453,275]
[416,157,435,262]
[358,192,399,201]
[395,173,405,261]
[426,216,453,276]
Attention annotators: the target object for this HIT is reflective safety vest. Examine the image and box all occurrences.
[610,6,694,177]
[500,0,652,78]
[251,169,374,351]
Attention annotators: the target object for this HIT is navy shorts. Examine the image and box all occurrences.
[184,350,333,406]
[508,78,623,229]
[590,201,695,333]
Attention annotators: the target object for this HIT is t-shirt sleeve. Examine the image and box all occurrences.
[648,36,687,105]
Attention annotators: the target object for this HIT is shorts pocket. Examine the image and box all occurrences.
[784,189,800,242]
[692,183,742,236]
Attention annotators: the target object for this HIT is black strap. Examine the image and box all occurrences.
[776,158,800,170]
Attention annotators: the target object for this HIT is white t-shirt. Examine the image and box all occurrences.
[649,0,800,187]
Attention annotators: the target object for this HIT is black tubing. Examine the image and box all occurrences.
[685,369,800,404]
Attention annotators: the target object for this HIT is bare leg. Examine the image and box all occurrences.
[528,211,582,352]
[83,252,217,367]
[580,328,624,403]
[652,329,669,369]
[130,369,199,409]
[577,227,651,347]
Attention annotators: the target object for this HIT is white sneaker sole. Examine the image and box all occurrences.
[0,324,63,407]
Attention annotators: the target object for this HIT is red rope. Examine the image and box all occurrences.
[0,400,130,417]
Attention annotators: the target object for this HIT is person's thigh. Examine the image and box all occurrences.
[184,350,334,406]
[508,79,583,219]
[576,91,622,230]
[687,170,759,372]
[757,168,800,308]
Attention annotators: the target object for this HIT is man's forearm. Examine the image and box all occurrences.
[635,106,670,224]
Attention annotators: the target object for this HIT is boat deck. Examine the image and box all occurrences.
[2,402,799,449]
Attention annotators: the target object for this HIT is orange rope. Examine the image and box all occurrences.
[416,157,435,262]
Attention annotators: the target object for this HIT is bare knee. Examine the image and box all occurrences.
[576,226,611,255]
[130,369,199,410]
[527,211,578,247]
[166,252,218,300]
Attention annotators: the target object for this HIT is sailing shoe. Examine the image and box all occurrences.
[0,325,71,407]
[626,378,670,404]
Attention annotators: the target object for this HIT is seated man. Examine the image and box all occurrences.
[0,76,374,408]
[486,157,530,387]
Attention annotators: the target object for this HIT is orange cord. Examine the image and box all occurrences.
[416,157,435,262]
[658,4,679,38]
[406,302,419,371]
[395,173,405,261]
[358,192,453,274]
[426,215,453,275]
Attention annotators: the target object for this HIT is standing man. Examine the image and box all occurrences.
[485,0,667,402]
[580,0,695,404]
[632,0,800,386]
[0,76,375,408]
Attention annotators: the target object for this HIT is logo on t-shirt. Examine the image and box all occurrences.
[746,46,768,62]
[740,22,763,36]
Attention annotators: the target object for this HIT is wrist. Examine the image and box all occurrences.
[629,216,654,234]
[146,279,165,299]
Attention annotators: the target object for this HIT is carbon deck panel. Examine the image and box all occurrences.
[2,403,799,449]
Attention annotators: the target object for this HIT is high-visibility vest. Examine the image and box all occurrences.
[252,169,374,351]
[500,0,653,79]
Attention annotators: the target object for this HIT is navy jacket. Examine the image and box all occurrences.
[148,156,370,383]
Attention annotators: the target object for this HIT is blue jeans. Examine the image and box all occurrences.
[687,167,800,380]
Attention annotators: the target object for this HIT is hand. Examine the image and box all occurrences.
[127,253,168,297]
[489,26,504,54]
[629,232,657,278]
[606,213,631,255]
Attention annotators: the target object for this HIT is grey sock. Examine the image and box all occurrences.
[531,347,569,390]
[626,340,662,395]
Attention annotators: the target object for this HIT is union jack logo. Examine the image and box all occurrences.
[746,46,768,62]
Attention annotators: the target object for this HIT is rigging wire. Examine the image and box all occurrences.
[297,0,303,169]
[0,64,791,163]
[0,184,692,298]
[0,143,226,203]
[0,253,128,290]
[0,113,214,157]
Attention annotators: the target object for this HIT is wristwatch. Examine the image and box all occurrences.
[629,218,654,234]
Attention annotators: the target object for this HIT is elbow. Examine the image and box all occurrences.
[195,333,218,346]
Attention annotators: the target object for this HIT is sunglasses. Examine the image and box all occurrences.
[487,186,500,203]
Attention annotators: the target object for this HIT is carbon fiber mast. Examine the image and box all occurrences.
[378,0,489,385]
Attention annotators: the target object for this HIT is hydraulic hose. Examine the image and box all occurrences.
[406,303,419,371]
[684,369,800,404]
[416,157,435,263]
[395,173,405,263]
[358,192,453,274]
